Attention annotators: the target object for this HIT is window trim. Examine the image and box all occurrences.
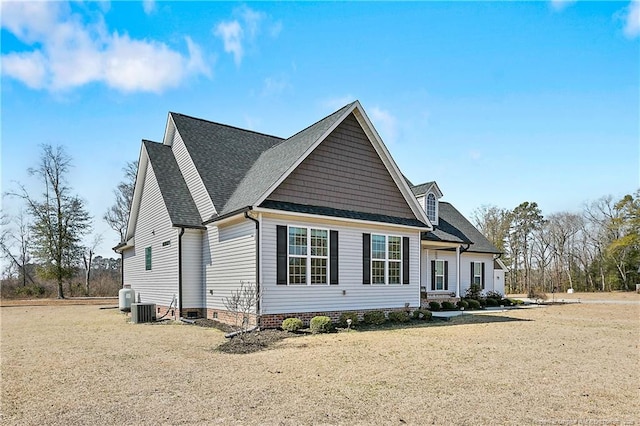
[472,261,482,286]
[426,193,437,223]
[145,246,152,271]
[370,233,403,285]
[287,225,330,286]
[434,259,445,290]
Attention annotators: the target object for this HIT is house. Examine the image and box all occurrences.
[115,101,503,327]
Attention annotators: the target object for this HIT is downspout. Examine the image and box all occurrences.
[244,209,260,326]
[178,227,185,319]
[120,251,124,288]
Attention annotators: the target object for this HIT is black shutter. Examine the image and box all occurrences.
[430,260,436,291]
[402,237,410,284]
[481,262,486,289]
[444,261,449,290]
[330,230,339,285]
[363,233,370,284]
[276,225,287,285]
[470,262,474,287]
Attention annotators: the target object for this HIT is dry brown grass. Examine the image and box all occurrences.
[2,297,638,425]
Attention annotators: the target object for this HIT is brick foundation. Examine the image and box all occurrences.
[205,308,257,327]
[258,307,416,329]
[155,305,206,321]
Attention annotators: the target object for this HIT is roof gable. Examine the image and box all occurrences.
[221,102,355,215]
[423,202,500,254]
[143,140,202,228]
[265,113,417,220]
[411,181,443,198]
[170,112,283,216]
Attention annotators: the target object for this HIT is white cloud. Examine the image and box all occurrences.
[214,20,244,65]
[550,0,577,11]
[142,0,156,15]
[214,5,280,66]
[369,106,399,145]
[261,75,290,97]
[469,150,482,161]
[0,1,210,93]
[623,0,640,38]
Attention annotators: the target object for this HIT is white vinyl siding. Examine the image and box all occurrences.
[181,229,204,309]
[123,161,179,306]
[171,129,216,220]
[204,220,256,311]
[421,249,496,295]
[261,213,420,314]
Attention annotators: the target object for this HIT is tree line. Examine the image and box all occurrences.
[1,144,136,299]
[472,192,640,295]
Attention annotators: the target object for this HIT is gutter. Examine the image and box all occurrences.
[244,208,261,324]
[178,227,185,318]
[202,207,251,225]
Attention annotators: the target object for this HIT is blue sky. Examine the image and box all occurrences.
[1,0,639,259]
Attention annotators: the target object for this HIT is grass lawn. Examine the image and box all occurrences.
[1,293,638,425]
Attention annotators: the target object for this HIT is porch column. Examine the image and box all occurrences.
[455,245,461,298]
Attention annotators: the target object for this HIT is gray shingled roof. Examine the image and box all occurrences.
[170,113,284,218]
[411,181,435,196]
[422,202,500,254]
[222,102,356,215]
[260,200,428,228]
[144,140,203,228]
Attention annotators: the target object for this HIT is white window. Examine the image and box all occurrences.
[434,259,445,290]
[371,234,402,285]
[288,226,328,285]
[426,193,436,222]
[473,262,482,286]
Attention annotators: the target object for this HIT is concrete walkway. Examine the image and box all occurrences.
[431,305,544,319]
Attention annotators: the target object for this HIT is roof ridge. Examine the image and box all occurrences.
[278,100,358,149]
[169,112,284,140]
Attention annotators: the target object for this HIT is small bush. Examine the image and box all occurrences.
[363,310,386,325]
[528,288,548,301]
[281,318,303,332]
[388,311,410,323]
[485,298,499,307]
[309,316,333,334]
[467,299,481,310]
[485,291,503,300]
[508,298,524,305]
[500,298,512,306]
[338,312,359,328]
[441,301,456,311]
[456,300,469,310]
[412,309,432,321]
[465,283,483,300]
[428,301,441,311]
[478,298,487,307]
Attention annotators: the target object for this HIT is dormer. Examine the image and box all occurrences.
[411,181,443,226]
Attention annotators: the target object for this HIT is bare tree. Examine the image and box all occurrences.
[0,210,35,286]
[82,234,103,296]
[104,161,138,242]
[222,281,260,340]
[12,145,91,298]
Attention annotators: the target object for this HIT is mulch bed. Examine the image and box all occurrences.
[193,318,300,354]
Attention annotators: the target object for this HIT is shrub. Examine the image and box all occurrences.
[428,301,441,311]
[441,301,456,310]
[508,298,524,305]
[465,283,483,300]
[485,291,503,300]
[281,318,303,332]
[412,309,432,321]
[528,288,548,301]
[478,298,487,307]
[309,316,333,334]
[456,300,469,310]
[338,312,359,328]
[485,298,499,307]
[388,311,410,323]
[467,299,481,310]
[500,298,512,306]
[363,310,386,325]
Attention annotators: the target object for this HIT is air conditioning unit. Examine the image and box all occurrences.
[131,303,156,324]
